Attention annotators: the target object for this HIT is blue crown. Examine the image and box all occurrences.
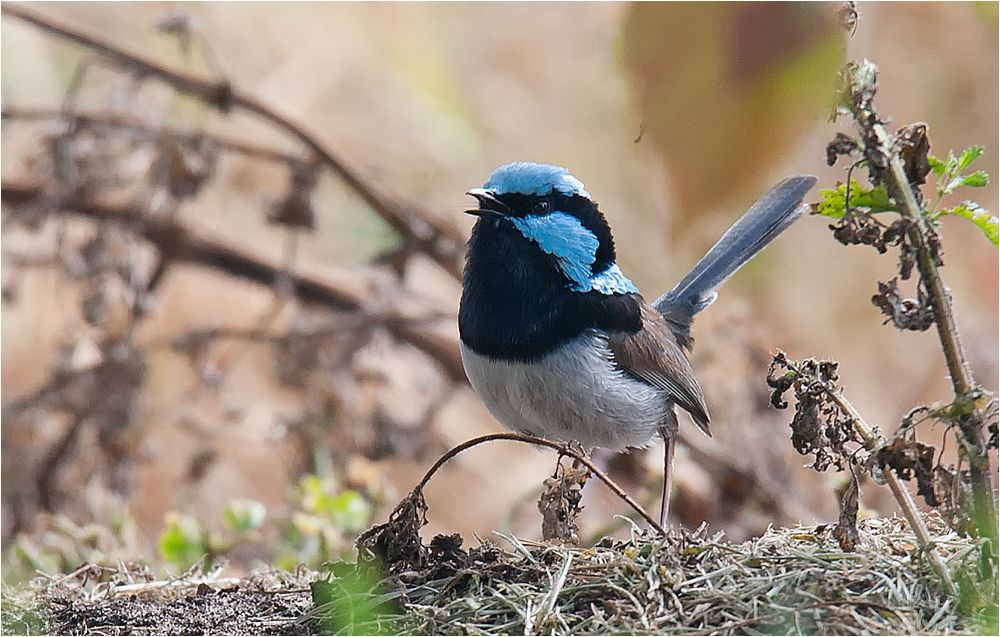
[484,162,590,198]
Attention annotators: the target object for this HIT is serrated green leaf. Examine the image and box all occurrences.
[814,181,896,219]
[958,146,985,172]
[943,202,999,247]
[945,150,958,176]
[814,188,845,218]
[961,171,989,188]
[928,155,946,177]
[945,170,991,195]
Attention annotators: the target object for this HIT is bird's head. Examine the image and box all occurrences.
[465,162,636,295]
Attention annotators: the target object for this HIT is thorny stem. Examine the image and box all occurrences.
[843,60,996,524]
[825,388,958,597]
[414,432,667,537]
[1,3,466,280]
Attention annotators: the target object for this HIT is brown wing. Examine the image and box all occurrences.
[607,297,711,436]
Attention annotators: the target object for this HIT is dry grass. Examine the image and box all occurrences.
[386,513,980,635]
[2,512,985,635]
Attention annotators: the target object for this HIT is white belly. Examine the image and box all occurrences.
[460,330,670,451]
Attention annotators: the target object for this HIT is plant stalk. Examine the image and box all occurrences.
[844,61,996,524]
[827,389,958,597]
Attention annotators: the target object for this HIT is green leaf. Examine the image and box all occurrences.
[945,150,958,177]
[944,170,989,194]
[958,145,985,172]
[328,491,371,532]
[158,512,205,566]
[933,147,990,198]
[312,567,397,636]
[223,499,267,534]
[814,181,895,219]
[945,177,964,194]
[942,202,999,247]
[961,171,990,188]
[684,545,712,556]
[297,474,338,515]
[927,155,946,178]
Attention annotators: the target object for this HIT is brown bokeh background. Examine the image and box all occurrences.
[2,2,997,574]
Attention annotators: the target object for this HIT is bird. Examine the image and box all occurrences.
[458,162,816,526]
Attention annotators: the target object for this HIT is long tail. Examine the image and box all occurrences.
[654,175,817,348]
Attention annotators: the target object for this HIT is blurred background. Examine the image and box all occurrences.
[2,2,997,580]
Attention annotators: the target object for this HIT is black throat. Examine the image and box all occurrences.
[459,217,641,362]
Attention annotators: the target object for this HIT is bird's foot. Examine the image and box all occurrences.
[551,439,589,476]
[561,439,589,461]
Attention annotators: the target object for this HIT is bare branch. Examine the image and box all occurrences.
[1,179,466,382]
[2,3,466,279]
[2,106,302,165]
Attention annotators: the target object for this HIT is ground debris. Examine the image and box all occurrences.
[833,470,861,551]
[29,567,317,636]
[381,513,975,635]
[10,514,981,636]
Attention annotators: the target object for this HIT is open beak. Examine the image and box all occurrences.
[465,188,508,217]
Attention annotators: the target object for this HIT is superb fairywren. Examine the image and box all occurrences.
[458,163,816,525]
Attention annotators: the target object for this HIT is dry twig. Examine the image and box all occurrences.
[2,2,466,279]
[0,179,466,382]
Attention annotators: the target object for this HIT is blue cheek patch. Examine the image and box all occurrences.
[510,211,598,286]
[509,212,639,296]
[485,162,590,198]
[573,263,639,295]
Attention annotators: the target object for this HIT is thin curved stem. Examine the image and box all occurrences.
[415,432,666,536]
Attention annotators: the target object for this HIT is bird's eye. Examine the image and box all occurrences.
[532,200,550,214]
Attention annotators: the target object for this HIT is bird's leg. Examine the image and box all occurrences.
[553,446,567,478]
[550,440,590,480]
[660,432,676,527]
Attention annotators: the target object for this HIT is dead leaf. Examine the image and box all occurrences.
[833,469,860,552]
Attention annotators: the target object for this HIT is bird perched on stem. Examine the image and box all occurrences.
[459,163,815,525]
